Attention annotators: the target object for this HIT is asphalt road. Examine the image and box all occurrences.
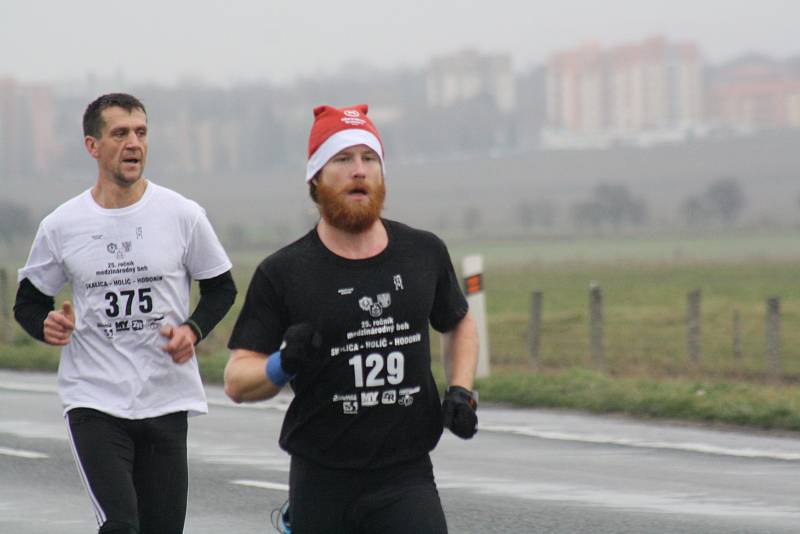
[2,369,800,533]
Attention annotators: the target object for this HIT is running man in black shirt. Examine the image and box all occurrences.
[225,104,478,534]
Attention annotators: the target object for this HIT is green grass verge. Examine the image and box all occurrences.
[474,367,800,431]
[0,336,61,372]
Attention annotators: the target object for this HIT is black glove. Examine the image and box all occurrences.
[442,385,478,439]
[279,323,322,376]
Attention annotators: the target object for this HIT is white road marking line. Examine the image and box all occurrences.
[435,476,800,518]
[0,381,59,394]
[230,479,289,491]
[207,398,289,412]
[480,425,800,461]
[0,446,48,459]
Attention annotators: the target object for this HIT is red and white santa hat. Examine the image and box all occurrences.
[306,104,385,182]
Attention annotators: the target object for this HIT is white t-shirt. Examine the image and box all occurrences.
[18,182,232,419]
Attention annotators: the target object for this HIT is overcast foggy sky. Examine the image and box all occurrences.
[1,0,799,87]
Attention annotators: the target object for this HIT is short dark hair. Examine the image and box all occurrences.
[83,93,146,138]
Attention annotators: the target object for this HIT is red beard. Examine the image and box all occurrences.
[316,179,386,233]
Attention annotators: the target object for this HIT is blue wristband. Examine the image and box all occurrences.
[266,350,294,387]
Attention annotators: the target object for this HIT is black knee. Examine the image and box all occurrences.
[99,519,138,534]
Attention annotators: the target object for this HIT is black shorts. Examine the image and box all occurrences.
[289,453,448,534]
[66,408,188,534]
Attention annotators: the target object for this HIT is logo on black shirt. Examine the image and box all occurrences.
[393,274,404,290]
[381,390,397,404]
[361,391,380,407]
[359,293,391,318]
[398,386,420,407]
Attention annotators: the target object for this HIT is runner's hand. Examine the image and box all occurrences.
[43,301,75,346]
[160,324,197,364]
[442,385,478,439]
[279,323,322,376]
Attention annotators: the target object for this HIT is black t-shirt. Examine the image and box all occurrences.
[228,219,468,469]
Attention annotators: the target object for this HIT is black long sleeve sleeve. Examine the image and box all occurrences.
[13,278,54,342]
[183,270,237,344]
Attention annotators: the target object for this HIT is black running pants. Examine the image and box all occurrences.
[289,453,448,534]
[66,408,189,534]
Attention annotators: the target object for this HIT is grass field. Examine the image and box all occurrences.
[481,261,800,379]
[1,230,799,430]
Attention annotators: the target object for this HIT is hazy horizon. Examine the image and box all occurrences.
[2,0,799,87]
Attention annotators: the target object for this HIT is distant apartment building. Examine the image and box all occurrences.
[26,85,60,175]
[708,55,800,130]
[545,43,606,135]
[0,78,60,177]
[426,49,516,113]
[544,36,704,148]
[0,77,19,177]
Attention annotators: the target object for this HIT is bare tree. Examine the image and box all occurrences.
[680,177,746,227]
[705,177,745,224]
[571,183,647,232]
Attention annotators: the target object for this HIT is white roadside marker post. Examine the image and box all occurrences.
[463,254,490,378]
[441,254,491,382]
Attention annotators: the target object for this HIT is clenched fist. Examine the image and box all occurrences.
[44,301,75,346]
[160,324,198,364]
[442,385,478,439]
[279,323,323,376]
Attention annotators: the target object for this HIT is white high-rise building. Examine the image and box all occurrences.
[426,50,516,113]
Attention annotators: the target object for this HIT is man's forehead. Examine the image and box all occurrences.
[101,106,147,126]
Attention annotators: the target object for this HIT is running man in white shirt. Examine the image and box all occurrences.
[13,93,237,534]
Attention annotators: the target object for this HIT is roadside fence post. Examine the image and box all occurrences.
[589,282,604,370]
[686,289,701,367]
[528,291,542,369]
[766,297,781,381]
[732,310,743,364]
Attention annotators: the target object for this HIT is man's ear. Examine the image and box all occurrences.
[84,136,99,159]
